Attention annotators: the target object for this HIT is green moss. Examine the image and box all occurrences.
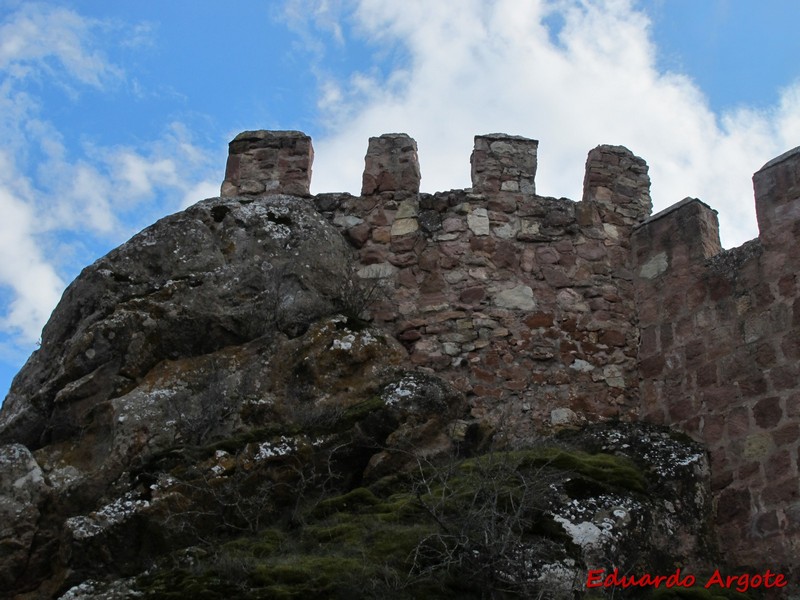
[303,522,363,544]
[139,439,669,599]
[340,395,384,423]
[142,568,234,599]
[311,486,381,517]
[461,447,648,493]
[372,496,419,522]
[302,494,433,566]
[369,523,435,562]
[251,555,362,586]
[223,529,286,558]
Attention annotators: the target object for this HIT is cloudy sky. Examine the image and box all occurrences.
[1,0,799,399]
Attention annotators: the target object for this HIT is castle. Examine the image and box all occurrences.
[221,129,800,573]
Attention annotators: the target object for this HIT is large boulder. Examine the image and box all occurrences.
[0,194,357,451]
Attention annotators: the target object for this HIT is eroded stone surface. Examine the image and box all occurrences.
[471,133,538,195]
[0,195,356,451]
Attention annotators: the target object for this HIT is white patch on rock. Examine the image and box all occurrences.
[570,359,594,372]
[391,217,419,236]
[556,288,589,312]
[493,218,519,239]
[333,214,364,228]
[467,207,490,236]
[553,515,609,550]
[494,285,536,310]
[358,262,398,279]
[602,364,625,388]
[395,199,419,219]
[639,252,668,279]
[58,578,144,599]
[331,329,378,352]
[45,464,82,489]
[382,376,419,407]
[550,408,578,426]
[603,223,619,239]
[332,334,356,351]
[255,436,297,460]
[536,559,579,594]
[65,492,150,540]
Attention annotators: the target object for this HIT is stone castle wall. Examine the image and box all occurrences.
[220,129,800,574]
[633,148,800,570]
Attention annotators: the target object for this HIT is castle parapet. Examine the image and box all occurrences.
[583,145,652,227]
[753,145,800,250]
[470,134,538,195]
[630,146,800,572]
[220,130,313,197]
[632,198,722,280]
[213,129,800,574]
[361,133,421,196]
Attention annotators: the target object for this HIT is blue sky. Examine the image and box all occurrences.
[1,0,799,401]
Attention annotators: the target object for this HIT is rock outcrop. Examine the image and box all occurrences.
[0,129,794,598]
[0,194,354,451]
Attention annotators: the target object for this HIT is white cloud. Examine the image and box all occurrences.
[16,118,219,239]
[301,0,800,249]
[181,180,222,209]
[0,3,122,88]
[0,118,219,351]
[0,182,64,344]
[0,4,220,363]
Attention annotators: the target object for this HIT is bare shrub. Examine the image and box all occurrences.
[164,359,238,447]
[163,462,279,544]
[407,449,576,599]
[333,274,388,323]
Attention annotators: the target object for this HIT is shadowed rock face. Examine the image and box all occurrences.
[0,194,356,451]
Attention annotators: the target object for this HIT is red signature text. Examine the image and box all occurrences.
[586,567,788,592]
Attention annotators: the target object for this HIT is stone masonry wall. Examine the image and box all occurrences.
[632,147,800,573]
[219,130,799,576]
[314,133,652,442]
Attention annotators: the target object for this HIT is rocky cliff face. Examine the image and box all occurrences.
[1,193,368,448]
[0,131,772,599]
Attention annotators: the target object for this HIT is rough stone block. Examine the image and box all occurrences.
[221,130,313,197]
[753,396,783,429]
[632,198,722,280]
[582,144,651,224]
[753,145,800,247]
[361,133,421,195]
[470,134,538,195]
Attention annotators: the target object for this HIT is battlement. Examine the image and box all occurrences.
[754,145,800,252]
[219,130,800,575]
[220,130,545,200]
[218,129,652,225]
[221,130,313,197]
